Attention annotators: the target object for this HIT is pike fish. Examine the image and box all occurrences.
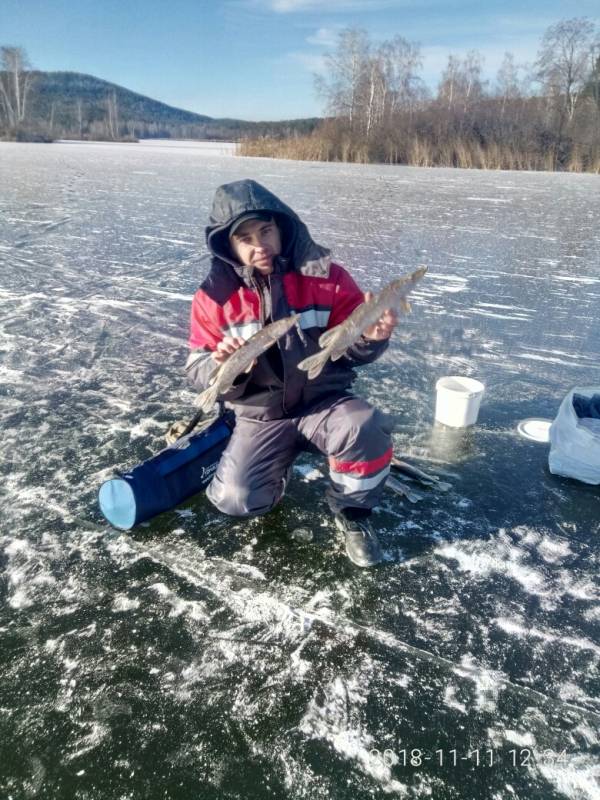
[297,266,427,379]
[196,314,300,412]
[385,475,423,503]
[390,456,452,492]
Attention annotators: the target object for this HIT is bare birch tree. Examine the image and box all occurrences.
[315,28,425,149]
[76,98,84,139]
[536,18,597,122]
[106,90,119,139]
[315,28,370,132]
[438,55,461,111]
[378,36,425,120]
[496,53,523,114]
[438,51,485,114]
[587,51,600,116]
[462,51,485,112]
[0,46,34,130]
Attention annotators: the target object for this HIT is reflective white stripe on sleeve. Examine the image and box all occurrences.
[296,309,330,329]
[329,466,390,493]
[223,321,262,340]
[185,350,212,371]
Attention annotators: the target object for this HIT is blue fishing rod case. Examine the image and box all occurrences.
[98,413,233,530]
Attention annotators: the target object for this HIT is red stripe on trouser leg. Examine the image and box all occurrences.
[328,446,393,476]
[298,393,394,515]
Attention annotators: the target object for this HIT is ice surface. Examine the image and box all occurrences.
[1,140,599,799]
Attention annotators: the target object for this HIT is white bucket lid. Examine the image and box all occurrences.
[436,376,485,398]
[516,418,552,443]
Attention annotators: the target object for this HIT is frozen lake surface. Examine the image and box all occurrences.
[1,140,600,799]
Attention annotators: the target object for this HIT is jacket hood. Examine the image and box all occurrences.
[205,179,331,279]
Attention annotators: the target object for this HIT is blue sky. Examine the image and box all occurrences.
[2,0,599,121]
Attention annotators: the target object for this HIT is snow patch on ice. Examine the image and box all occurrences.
[491,617,600,655]
[112,595,141,612]
[537,536,572,563]
[503,729,536,747]
[294,464,325,481]
[453,655,501,713]
[435,538,549,599]
[298,668,408,795]
[129,417,166,439]
[537,756,600,800]
[443,684,467,713]
[148,582,209,622]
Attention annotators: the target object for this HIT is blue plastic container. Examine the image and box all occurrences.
[98,415,233,530]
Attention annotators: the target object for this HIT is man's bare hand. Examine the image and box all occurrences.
[361,291,398,341]
[212,336,245,364]
[211,336,256,372]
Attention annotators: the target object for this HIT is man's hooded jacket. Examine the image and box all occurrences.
[186,180,388,420]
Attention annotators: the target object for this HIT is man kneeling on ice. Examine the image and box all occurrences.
[185,180,397,567]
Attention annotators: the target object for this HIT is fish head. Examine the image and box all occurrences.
[392,265,427,288]
[388,265,427,297]
[287,313,303,338]
[270,313,301,340]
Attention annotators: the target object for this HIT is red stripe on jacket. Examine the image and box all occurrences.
[188,262,365,350]
[282,264,364,326]
[329,447,393,476]
[189,286,260,349]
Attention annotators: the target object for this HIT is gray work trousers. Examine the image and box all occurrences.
[206,394,393,517]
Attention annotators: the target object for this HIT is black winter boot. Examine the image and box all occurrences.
[334,510,383,567]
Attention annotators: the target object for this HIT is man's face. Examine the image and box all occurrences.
[229,217,282,274]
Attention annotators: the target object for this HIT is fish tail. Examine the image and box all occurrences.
[385,476,422,503]
[297,350,330,379]
[196,383,220,413]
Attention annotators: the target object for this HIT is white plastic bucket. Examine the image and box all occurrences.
[435,376,485,428]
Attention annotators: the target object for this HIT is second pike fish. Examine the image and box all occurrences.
[385,475,423,503]
[390,456,452,492]
[197,314,300,412]
[297,266,427,379]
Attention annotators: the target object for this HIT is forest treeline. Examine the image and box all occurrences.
[2,18,599,172]
[0,54,319,143]
[239,18,600,172]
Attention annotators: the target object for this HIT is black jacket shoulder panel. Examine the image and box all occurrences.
[199,258,242,306]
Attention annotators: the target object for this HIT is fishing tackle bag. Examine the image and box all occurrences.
[548,385,600,485]
[98,413,234,529]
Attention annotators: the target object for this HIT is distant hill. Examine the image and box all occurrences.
[15,71,321,142]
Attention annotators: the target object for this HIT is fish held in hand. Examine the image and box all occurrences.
[297,266,427,380]
[196,314,300,412]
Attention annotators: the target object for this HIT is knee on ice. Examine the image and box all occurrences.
[206,480,281,517]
